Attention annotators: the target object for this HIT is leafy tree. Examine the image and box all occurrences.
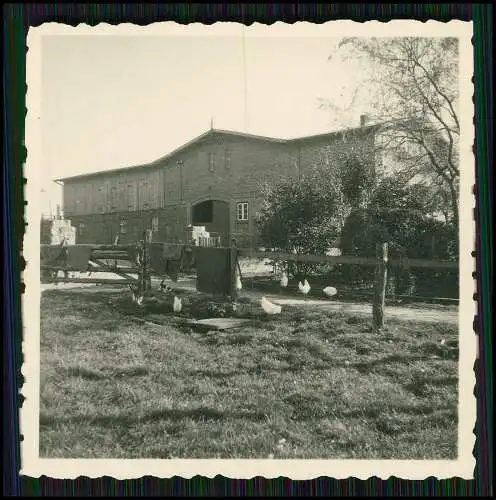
[256,172,342,280]
[337,149,376,209]
[339,174,458,296]
[321,37,460,228]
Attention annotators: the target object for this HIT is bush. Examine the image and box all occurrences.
[256,173,342,281]
[339,206,458,297]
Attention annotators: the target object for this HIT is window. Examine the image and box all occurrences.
[208,152,215,172]
[127,184,136,212]
[236,202,249,222]
[225,149,231,169]
[151,215,159,232]
[78,222,86,235]
[120,218,128,234]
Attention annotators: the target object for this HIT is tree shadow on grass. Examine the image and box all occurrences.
[404,375,458,397]
[185,359,339,380]
[40,406,268,428]
[353,353,426,373]
[63,364,149,380]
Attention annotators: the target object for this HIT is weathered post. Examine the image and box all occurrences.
[372,242,388,331]
[136,239,144,295]
[143,229,153,291]
[230,238,238,301]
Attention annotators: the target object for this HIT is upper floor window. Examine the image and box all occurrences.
[225,150,231,169]
[236,202,249,222]
[208,152,215,172]
[127,184,136,212]
[151,215,159,232]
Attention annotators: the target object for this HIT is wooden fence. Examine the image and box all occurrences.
[236,248,459,270]
[236,243,458,329]
[41,237,459,329]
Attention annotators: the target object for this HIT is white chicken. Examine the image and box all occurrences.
[298,279,311,300]
[323,286,338,298]
[173,296,182,313]
[261,296,282,315]
[128,284,140,304]
[280,271,289,288]
[236,274,243,290]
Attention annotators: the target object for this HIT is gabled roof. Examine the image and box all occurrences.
[54,123,380,183]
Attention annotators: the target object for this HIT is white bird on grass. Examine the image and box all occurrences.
[128,284,139,304]
[323,286,338,298]
[236,274,243,291]
[173,296,182,313]
[261,296,282,315]
[298,279,311,300]
[280,271,289,288]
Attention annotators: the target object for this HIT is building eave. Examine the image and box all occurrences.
[54,123,384,183]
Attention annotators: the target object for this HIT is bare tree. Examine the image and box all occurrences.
[320,37,460,228]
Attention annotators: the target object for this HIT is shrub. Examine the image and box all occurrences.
[339,206,458,297]
[256,173,342,280]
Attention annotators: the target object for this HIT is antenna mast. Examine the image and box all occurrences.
[242,25,248,132]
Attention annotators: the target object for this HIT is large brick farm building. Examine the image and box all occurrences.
[56,117,382,246]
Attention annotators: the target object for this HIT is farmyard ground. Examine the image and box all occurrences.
[39,286,458,459]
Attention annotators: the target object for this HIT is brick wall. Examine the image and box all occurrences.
[63,167,162,216]
[63,128,378,246]
[68,205,189,245]
[159,134,298,203]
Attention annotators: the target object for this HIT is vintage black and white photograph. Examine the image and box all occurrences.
[22,20,475,479]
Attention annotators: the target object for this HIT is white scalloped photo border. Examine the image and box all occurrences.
[21,19,476,480]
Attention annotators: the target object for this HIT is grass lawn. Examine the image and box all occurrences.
[40,286,459,459]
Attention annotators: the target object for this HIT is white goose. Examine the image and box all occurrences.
[298,279,311,300]
[173,296,182,313]
[323,286,338,298]
[261,296,282,315]
[280,271,289,288]
[236,274,243,291]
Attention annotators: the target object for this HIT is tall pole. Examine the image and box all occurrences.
[177,160,184,202]
[242,25,248,133]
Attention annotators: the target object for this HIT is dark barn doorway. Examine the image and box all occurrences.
[191,200,230,244]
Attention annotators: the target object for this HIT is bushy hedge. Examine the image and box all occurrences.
[338,208,459,298]
[256,173,342,281]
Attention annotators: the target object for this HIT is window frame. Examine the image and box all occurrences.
[236,202,249,222]
[151,215,159,233]
[119,218,128,234]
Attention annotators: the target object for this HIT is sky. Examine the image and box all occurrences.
[39,26,371,215]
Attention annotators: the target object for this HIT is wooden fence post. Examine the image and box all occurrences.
[373,242,388,331]
[143,230,153,292]
[230,238,238,301]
